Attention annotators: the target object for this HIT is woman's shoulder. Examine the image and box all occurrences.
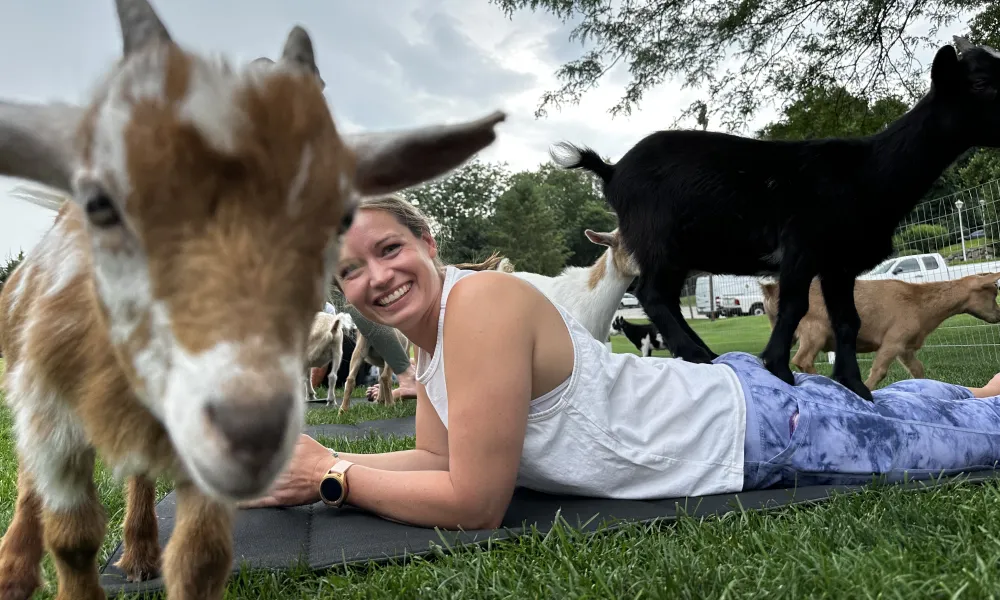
[445,269,541,322]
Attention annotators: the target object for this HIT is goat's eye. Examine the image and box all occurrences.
[85,193,121,228]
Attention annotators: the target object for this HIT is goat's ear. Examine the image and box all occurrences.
[279,25,325,90]
[584,229,615,247]
[931,44,963,92]
[116,0,173,56]
[981,272,1000,287]
[0,101,85,194]
[330,314,344,332]
[344,110,506,197]
[954,35,978,56]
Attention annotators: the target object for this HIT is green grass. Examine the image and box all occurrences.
[4,315,1000,599]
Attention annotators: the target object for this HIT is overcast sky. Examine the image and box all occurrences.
[0,0,958,260]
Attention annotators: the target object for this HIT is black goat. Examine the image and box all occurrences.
[612,316,668,357]
[551,36,1000,401]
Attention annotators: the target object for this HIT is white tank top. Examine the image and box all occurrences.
[415,266,748,499]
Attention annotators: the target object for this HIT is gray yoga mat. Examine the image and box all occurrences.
[97,458,1000,595]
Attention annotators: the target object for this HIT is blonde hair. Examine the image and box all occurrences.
[357,194,514,272]
[326,194,513,304]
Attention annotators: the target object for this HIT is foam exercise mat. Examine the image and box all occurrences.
[98,468,1000,595]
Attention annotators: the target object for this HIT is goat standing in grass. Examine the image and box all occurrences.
[0,2,506,597]
[760,272,1000,389]
[611,316,668,357]
[551,36,1000,401]
[305,312,346,402]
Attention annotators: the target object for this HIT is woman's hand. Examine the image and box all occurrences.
[238,434,338,509]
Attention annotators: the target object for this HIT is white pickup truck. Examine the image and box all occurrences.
[859,252,1000,284]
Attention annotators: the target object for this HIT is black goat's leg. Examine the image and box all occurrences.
[817,270,872,401]
[760,254,814,386]
[634,271,716,363]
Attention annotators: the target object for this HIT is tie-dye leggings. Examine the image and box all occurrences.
[713,351,1000,490]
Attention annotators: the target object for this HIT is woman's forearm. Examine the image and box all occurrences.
[343,466,497,530]
[327,448,447,472]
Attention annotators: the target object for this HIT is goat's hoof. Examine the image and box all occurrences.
[836,376,874,402]
[115,547,161,582]
[680,347,715,364]
[763,361,796,386]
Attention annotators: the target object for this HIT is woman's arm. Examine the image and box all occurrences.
[238,381,451,509]
[338,274,534,529]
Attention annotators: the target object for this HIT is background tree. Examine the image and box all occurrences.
[490,0,991,130]
[518,163,617,267]
[403,160,511,264]
[489,175,571,275]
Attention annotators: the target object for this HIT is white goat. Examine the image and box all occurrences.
[0,2,506,598]
[305,312,346,402]
[511,229,641,341]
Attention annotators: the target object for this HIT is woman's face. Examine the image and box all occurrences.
[336,208,440,330]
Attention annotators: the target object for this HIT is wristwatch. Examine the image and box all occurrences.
[319,460,354,507]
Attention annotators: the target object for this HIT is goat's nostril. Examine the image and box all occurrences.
[204,394,292,459]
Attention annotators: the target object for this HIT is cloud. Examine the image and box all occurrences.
[0,0,953,259]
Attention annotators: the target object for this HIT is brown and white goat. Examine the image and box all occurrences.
[760,272,1000,389]
[0,2,506,598]
[305,312,346,402]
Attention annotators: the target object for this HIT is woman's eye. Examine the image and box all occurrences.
[383,243,401,255]
[85,193,122,228]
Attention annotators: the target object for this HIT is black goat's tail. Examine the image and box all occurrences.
[549,141,615,185]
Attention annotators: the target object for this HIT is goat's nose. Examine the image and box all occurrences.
[204,394,292,468]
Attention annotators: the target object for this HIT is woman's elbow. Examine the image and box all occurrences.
[456,508,504,530]
[453,493,508,530]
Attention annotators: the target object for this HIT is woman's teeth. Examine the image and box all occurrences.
[377,283,412,307]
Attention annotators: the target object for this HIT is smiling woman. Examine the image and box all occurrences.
[241,194,1000,533]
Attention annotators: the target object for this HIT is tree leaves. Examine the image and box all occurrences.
[490,0,990,131]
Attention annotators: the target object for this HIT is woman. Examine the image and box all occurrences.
[240,194,1000,530]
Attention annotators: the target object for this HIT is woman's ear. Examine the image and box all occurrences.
[421,230,439,260]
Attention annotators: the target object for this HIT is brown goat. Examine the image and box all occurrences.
[0,2,506,598]
[760,272,1000,389]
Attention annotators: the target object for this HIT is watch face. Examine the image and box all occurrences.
[320,476,344,503]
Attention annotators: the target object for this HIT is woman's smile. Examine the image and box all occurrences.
[375,282,413,308]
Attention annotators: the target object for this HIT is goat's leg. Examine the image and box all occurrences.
[896,349,926,380]
[338,338,368,413]
[0,466,45,600]
[760,255,815,387]
[305,370,319,401]
[325,366,339,404]
[37,447,108,600]
[378,361,395,406]
[161,482,233,600]
[817,271,873,401]
[634,271,716,362]
[114,475,161,582]
[790,341,821,375]
[864,345,901,391]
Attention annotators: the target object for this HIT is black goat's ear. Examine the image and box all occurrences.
[931,44,962,93]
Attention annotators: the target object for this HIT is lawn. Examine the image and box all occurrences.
[4,314,1000,599]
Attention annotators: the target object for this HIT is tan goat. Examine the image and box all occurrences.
[760,272,1000,389]
[0,2,506,598]
[305,312,346,403]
